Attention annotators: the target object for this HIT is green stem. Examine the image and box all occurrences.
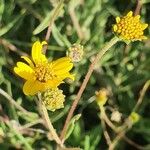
[132,80,150,112]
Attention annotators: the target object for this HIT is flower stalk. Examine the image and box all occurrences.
[60,36,120,142]
[38,93,63,147]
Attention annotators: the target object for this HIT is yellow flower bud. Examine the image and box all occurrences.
[95,88,108,106]
[42,88,65,112]
[113,11,148,42]
[129,112,140,124]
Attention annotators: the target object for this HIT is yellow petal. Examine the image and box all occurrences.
[113,25,117,32]
[46,79,62,88]
[52,57,73,72]
[31,41,47,64]
[116,17,120,23]
[142,24,148,30]
[21,56,34,68]
[23,79,62,95]
[14,62,34,80]
[59,72,75,81]
[52,57,71,67]
[23,80,44,95]
[127,11,133,17]
[54,62,73,75]
[135,15,140,20]
[141,35,147,40]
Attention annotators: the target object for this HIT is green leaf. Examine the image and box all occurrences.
[33,11,52,35]
[0,15,22,36]
[33,1,64,35]
[0,0,4,21]
[17,111,39,122]
[52,24,71,47]
[84,135,90,150]
[65,114,81,140]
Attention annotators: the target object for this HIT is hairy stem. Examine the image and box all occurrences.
[133,80,150,112]
[38,94,63,147]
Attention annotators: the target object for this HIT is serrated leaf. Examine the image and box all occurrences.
[64,114,81,140]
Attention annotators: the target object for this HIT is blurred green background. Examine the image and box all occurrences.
[0,0,150,149]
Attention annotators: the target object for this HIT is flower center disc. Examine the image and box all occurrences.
[34,63,53,82]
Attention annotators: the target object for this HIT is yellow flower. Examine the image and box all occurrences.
[113,11,148,41]
[14,41,74,95]
[95,88,108,106]
[42,88,65,111]
[129,112,140,124]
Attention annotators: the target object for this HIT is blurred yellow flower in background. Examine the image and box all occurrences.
[113,11,148,41]
[129,112,140,124]
[14,41,74,95]
[95,88,108,106]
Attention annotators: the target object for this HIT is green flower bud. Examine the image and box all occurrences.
[42,88,65,112]
[67,44,84,62]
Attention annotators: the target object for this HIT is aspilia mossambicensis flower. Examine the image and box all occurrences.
[14,41,74,95]
[113,11,148,41]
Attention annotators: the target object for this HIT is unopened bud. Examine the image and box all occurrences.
[111,111,122,123]
[129,112,140,124]
[67,44,84,62]
[42,88,65,112]
[95,88,108,106]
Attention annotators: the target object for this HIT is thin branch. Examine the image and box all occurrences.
[69,8,84,40]
[134,0,142,16]
[60,37,120,142]
[102,110,118,132]
[101,106,145,150]
[133,80,150,112]
[108,130,126,150]
[37,94,63,147]
[123,136,145,150]
[100,115,112,146]
[0,88,32,115]
[0,38,28,56]
[45,0,64,42]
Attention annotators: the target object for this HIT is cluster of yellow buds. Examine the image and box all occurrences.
[113,11,148,42]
